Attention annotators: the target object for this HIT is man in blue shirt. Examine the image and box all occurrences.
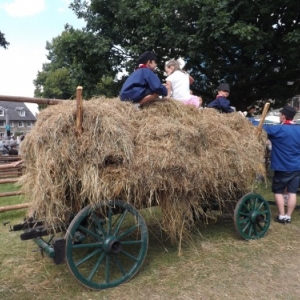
[262,106,300,224]
[120,51,168,106]
[207,83,234,113]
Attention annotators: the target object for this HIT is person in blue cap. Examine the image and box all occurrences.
[207,83,234,113]
[120,51,168,106]
[252,105,300,224]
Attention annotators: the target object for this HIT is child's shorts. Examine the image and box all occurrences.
[272,171,300,194]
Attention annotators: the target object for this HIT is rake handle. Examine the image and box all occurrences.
[256,102,270,137]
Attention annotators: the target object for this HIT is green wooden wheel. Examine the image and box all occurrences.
[65,200,149,290]
[234,193,271,240]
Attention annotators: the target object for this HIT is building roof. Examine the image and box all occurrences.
[0,101,36,121]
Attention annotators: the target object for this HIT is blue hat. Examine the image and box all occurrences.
[137,51,157,64]
[280,106,296,120]
[217,83,230,92]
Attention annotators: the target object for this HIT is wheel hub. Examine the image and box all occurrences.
[102,236,122,254]
[250,211,264,224]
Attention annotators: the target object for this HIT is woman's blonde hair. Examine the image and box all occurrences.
[165,59,184,73]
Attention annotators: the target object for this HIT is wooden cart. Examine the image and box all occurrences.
[7,192,273,290]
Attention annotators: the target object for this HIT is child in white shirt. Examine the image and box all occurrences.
[165,60,200,108]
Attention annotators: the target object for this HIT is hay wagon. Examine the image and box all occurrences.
[8,192,273,291]
[3,92,274,290]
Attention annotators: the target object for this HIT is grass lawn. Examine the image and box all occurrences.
[1,173,300,300]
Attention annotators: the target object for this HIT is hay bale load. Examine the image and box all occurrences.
[19,98,266,243]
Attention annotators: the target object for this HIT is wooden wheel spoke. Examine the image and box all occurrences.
[87,252,106,281]
[257,202,264,211]
[78,225,102,241]
[105,253,111,283]
[72,242,102,249]
[91,212,106,237]
[238,217,249,225]
[107,208,112,235]
[113,209,128,236]
[121,240,143,245]
[117,224,139,239]
[242,221,250,232]
[242,203,250,212]
[113,254,126,276]
[239,212,249,217]
[248,223,253,236]
[121,250,139,262]
[75,248,102,267]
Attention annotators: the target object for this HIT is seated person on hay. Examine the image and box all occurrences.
[164,59,200,108]
[207,83,234,113]
[120,51,168,106]
[246,104,258,118]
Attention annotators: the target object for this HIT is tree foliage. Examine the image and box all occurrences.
[34,25,122,99]
[0,31,9,49]
[36,1,300,109]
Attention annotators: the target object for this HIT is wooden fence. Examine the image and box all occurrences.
[0,157,27,213]
[0,87,83,213]
[0,156,23,179]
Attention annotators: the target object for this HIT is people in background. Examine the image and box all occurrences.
[5,124,10,137]
[120,51,168,106]
[164,59,200,108]
[0,139,3,154]
[207,83,234,113]
[18,135,25,156]
[10,136,16,147]
[246,105,258,118]
[8,144,18,156]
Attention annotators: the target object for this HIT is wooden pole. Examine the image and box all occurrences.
[0,95,64,105]
[0,191,23,198]
[256,102,270,137]
[0,203,29,213]
[76,86,83,135]
[0,178,19,184]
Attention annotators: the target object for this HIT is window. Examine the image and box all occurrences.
[0,109,4,116]
[9,122,14,128]
[15,107,25,117]
[18,121,24,127]
[0,121,4,127]
[27,121,33,127]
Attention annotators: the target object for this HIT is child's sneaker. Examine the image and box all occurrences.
[285,215,291,224]
[275,215,288,224]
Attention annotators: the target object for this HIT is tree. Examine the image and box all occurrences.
[34,25,122,99]
[0,31,9,49]
[69,0,300,109]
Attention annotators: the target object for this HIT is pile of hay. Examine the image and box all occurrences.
[19,98,266,243]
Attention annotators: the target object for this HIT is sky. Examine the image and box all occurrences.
[0,0,85,115]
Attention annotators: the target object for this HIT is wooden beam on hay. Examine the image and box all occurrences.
[76,86,83,135]
[0,95,64,105]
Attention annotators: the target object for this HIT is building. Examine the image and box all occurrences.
[0,101,37,138]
